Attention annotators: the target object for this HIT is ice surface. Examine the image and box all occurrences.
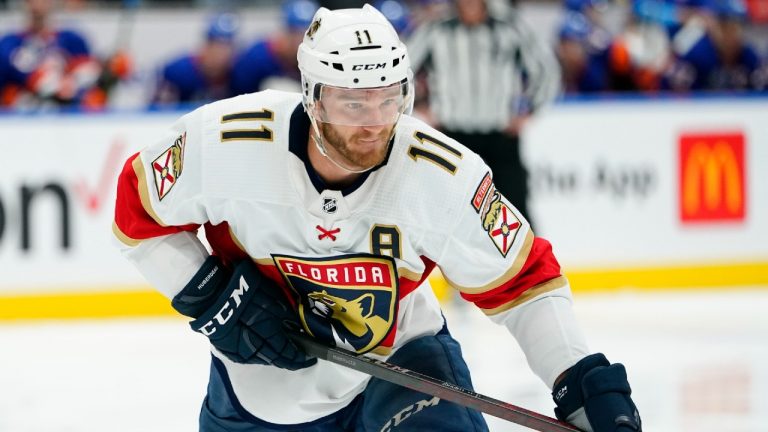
[1,289,766,431]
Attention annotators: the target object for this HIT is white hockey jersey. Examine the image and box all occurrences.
[113,90,581,424]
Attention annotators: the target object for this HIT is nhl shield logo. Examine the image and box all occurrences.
[322,197,337,214]
[273,253,399,354]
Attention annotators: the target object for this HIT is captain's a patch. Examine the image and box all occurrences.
[480,192,521,257]
[152,132,186,200]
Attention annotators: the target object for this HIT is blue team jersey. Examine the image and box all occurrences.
[707,45,766,92]
[230,39,300,96]
[570,30,615,93]
[0,29,91,94]
[579,54,611,92]
[152,54,235,107]
[679,34,719,90]
[665,34,767,91]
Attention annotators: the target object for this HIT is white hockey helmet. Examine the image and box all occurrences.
[297,4,414,126]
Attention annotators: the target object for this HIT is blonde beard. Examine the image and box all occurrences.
[319,122,394,171]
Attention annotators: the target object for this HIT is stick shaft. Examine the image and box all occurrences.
[291,333,579,432]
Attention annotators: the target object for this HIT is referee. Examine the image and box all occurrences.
[407,0,560,226]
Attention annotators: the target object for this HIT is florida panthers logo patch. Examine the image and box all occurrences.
[152,132,185,200]
[306,18,322,40]
[481,192,521,257]
[273,254,399,354]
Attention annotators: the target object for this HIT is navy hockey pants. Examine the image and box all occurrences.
[199,326,489,431]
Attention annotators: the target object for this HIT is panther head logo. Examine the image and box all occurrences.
[171,137,184,178]
[482,198,504,231]
[308,290,387,338]
[306,18,322,40]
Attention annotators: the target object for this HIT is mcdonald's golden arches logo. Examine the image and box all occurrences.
[679,133,746,223]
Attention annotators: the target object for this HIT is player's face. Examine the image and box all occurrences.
[315,84,404,170]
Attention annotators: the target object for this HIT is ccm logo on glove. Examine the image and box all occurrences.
[172,256,315,369]
[196,275,249,336]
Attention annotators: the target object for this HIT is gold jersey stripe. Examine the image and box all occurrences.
[112,221,142,247]
[395,267,422,282]
[446,230,534,295]
[479,276,568,316]
[254,257,274,266]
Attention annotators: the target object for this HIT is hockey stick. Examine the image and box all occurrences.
[290,332,580,432]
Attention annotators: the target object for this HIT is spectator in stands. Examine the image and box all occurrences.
[557,11,609,93]
[556,1,616,93]
[0,0,105,110]
[230,0,318,95]
[408,0,560,226]
[564,0,610,31]
[663,0,767,91]
[707,0,768,91]
[650,0,720,90]
[629,0,759,92]
[604,0,673,91]
[150,12,240,108]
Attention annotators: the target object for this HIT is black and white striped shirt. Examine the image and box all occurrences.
[407,11,560,133]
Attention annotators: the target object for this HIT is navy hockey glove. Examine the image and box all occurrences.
[171,256,316,371]
[553,353,641,432]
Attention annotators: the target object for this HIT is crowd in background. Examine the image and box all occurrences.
[0,0,131,110]
[557,0,768,94]
[0,0,767,113]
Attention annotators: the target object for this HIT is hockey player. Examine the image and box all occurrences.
[113,5,641,431]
